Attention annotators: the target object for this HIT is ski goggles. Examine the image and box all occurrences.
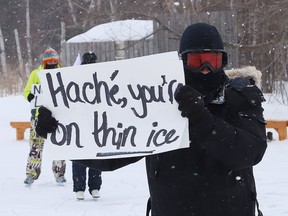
[186,52,223,70]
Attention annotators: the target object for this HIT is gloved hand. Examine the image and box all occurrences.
[27,93,35,102]
[175,85,206,122]
[36,106,58,138]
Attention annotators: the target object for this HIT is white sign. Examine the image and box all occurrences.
[30,84,43,109]
[39,51,189,160]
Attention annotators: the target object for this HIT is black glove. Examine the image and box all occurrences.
[175,85,206,122]
[36,106,58,139]
[27,93,35,102]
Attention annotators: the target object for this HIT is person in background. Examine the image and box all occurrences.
[36,24,267,216]
[72,52,102,200]
[23,47,66,185]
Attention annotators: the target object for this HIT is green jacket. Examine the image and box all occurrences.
[23,64,60,100]
[23,64,44,100]
[23,64,60,116]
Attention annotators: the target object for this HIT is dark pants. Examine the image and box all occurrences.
[72,162,102,194]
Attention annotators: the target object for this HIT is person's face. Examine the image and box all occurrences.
[186,52,223,74]
[45,59,58,69]
[47,60,58,65]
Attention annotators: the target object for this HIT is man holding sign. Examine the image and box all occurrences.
[36,23,266,216]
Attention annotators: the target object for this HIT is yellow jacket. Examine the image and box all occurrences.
[23,64,60,100]
[23,64,44,100]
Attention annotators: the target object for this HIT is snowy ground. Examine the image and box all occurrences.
[1,95,288,216]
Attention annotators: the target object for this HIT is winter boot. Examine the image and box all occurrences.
[91,189,100,198]
[24,176,34,185]
[267,131,273,142]
[76,191,85,200]
[56,176,67,183]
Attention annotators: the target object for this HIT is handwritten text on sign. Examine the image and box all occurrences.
[39,51,189,160]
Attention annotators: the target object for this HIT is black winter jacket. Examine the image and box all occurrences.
[76,74,267,216]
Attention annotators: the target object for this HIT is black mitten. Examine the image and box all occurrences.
[27,93,35,102]
[175,85,206,122]
[36,106,58,138]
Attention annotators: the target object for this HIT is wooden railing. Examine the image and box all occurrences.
[10,121,31,140]
[266,120,288,141]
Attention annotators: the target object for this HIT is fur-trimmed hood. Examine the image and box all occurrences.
[225,66,262,89]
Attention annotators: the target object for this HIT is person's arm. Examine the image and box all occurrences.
[23,73,34,101]
[23,67,41,101]
[73,157,143,171]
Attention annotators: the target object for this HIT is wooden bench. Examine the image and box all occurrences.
[10,121,31,140]
[266,120,288,141]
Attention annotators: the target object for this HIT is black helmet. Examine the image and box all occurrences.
[179,23,227,71]
[81,52,97,65]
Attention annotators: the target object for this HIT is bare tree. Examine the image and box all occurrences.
[14,29,24,77]
[67,0,78,25]
[1,0,288,99]
[109,0,117,21]
[26,0,32,73]
[0,26,6,75]
[82,0,96,28]
[60,22,66,65]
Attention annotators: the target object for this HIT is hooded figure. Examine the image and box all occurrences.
[72,51,102,201]
[81,52,97,65]
[35,23,267,216]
